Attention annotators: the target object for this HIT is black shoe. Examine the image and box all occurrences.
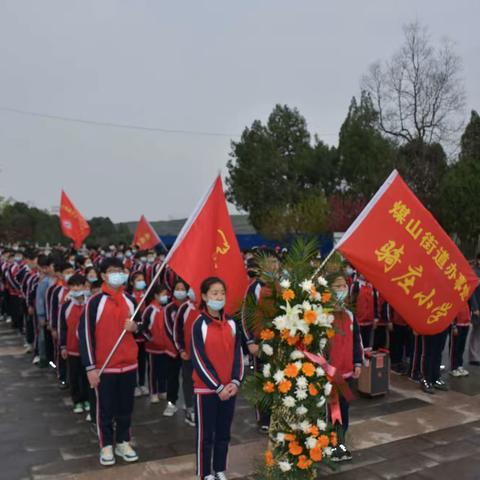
[433,379,449,391]
[409,374,422,384]
[58,380,68,390]
[259,425,269,434]
[330,447,341,463]
[469,361,480,366]
[337,444,352,462]
[391,364,404,375]
[421,379,435,394]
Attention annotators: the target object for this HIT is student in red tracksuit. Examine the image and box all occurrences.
[328,272,363,463]
[162,278,189,417]
[59,274,89,414]
[142,284,170,404]
[128,271,149,397]
[174,286,199,427]
[449,302,472,377]
[79,258,139,467]
[191,277,244,480]
[351,278,378,348]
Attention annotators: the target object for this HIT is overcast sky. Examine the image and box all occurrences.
[0,0,478,222]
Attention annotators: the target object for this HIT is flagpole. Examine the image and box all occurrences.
[98,259,168,377]
[311,247,337,280]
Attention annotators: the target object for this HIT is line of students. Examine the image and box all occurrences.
[0,244,244,480]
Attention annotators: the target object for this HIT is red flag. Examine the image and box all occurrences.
[336,170,478,335]
[132,215,163,250]
[166,176,248,314]
[59,191,90,249]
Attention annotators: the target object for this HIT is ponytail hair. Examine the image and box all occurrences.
[199,276,227,311]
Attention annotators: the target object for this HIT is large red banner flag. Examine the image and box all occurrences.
[336,170,478,335]
[132,215,164,250]
[59,191,90,249]
[165,175,248,314]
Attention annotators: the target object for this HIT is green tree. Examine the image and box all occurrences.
[226,104,328,239]
[439,111,480,255]
[337,92,396,200]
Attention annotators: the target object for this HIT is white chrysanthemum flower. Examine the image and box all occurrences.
[262,343,273,356]
[296,405,308,416]
[302,300,312,311]
[273,370,285,384]
[319,338,327,350]
[317,276,328,287]
[316,396,326,408]
[324,382,332,396]
[296,376,308,389]
[290,350,305,361]
[262,363,271,378]
[299,420,311,433]
[316,313,332,327]
[324,447,332,457]
[300,279,314,292]
[305,436,318,450]
[317,419,327,430]
[316,366,325,377]
[295,388,308,401]
[276,432,286,444]
[278,461,292,472]
[294,361,303,371]
[282,396,296,408]
[272,315,288,331]
[280,278,291,289]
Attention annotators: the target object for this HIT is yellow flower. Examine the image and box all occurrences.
[260,329,275,341]
[309,447,322,462]
[303,334,313,346]
[297,455,312,469]
[265,450,274,467]
[326,328,336,339]
[304,310,317,325]
[278,380,292,394]
[308,383,319,396]
[263,381,275,393]
[282,289,295,302]
[284,363,299,378]
[289,441,303,456]
[302,362,315,377]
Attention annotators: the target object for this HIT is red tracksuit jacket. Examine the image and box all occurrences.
[79,284,138,374]
[59,299,85,356]
[191,311,244,395]
[173,300,200,358]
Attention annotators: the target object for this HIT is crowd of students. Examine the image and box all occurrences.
[0,244,479,479]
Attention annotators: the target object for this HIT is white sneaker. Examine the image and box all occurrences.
[73,403,84,414]
[134,387,142,397]
[158,392,167,400]
[458,366,470,376]
[5,317,12,324]
[85,413,92,422]
[140,385,149,396]
[184,408,195,427]
[163,402,178,417]
[215,473,228,480]
[449,369,462,377]
[150,394,160,404]
[114,441,139,462]
[204,476,215,480]
[32,355,40,365]
[100,445,115,466]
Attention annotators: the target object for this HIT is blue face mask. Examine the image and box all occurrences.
[188,288,196,301]
[135,280,146,291]
[174,290,187,301]
[159,295,169,305]
[70,290,84,298]
[207,299,225,311]
[335,290,348,302]
[108,272,127,287]
[87,276,97,283]
[125,251,132,258]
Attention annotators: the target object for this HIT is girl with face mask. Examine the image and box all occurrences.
[326,272,363,463]
[141,284,170,404]
[191,277,244,480]
[161,279,189,417]
[127,271,149,398]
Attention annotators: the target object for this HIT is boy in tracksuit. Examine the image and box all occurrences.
[59,274,89,414]
[449,302,472,377]
[173,288,199,427]
[351,277,378,348]
[50,262,75,387]
[421,327,450,394]
[79,258,140,467]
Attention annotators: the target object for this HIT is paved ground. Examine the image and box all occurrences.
[3,321,480,479]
